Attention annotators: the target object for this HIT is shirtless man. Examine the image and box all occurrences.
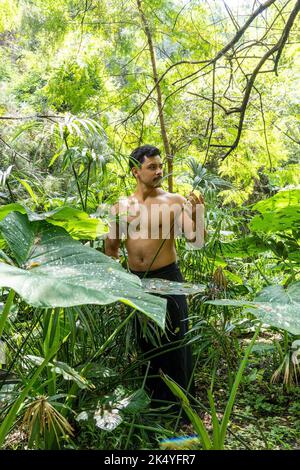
[105,145,204,412]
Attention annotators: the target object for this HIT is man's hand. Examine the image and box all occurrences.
[184,191,205,222]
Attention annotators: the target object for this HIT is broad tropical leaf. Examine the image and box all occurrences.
[246,283,300,335]
[250,189,300,233]
[252,189,300,212]
[141,278,205,295]
[51,361,94,390]
[206,299,254,307]
[0,203,108,240]
[208,283,300,335]
[0,212,166,329]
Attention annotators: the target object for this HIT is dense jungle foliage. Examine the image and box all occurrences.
[0,0,300,451]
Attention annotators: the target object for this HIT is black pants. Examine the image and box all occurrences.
[131,262,194,407]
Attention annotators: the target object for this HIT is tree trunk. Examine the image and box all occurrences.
[136,0,173,192]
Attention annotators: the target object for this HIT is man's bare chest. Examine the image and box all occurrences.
[118,198,179,238]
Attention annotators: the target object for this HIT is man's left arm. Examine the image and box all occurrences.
[174,193,205,248]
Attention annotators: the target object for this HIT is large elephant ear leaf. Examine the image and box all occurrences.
[0,203,27,223]
[0,212,118,269]
[0,211,35,266]
[142,278,205,295]
[254,283,300,304]
[43,206,108,240]
[0,212,166,329]
[252,189,300,213]
[207,283,300,335]
[246,282,300,335]
[0,203,108,240]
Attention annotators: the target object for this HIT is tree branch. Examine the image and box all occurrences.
[122,0,277,123]
[219,0,300,160]
[136,0,174,191]
[0,135,30,162]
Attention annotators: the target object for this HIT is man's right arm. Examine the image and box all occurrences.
[104,203,121,260]
[105,236,120,259]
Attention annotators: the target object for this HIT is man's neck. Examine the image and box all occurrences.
[133,183,163,202]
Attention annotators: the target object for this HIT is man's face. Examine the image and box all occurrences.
[133,155,163,188]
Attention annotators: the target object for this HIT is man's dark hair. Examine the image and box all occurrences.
[129,145,160,171]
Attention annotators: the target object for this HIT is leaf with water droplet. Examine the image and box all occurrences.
[0,212,166,329]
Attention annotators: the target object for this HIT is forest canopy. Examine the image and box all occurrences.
[0,0,299,204]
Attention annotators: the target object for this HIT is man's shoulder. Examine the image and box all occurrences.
[111,196,130,214]
[164,192,186,205]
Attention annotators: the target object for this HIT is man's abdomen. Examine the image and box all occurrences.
[126,237,176,272]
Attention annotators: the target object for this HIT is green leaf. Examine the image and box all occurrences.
[48,148,64,167]
[250,208,300,233]
[0,203,27,223]
[222,270,243,285]
[246,283,300,335]
[250,189,300,233]
[44,207,108,240]
[207,390,220,449]
[0,249,11,264]
[0,210,35,266]
[0,212,166,329]
[141,278,205,295]
[219,326,261,448]
[0,345,60,447]
[207,283,300,335]
[122,389,150,414]
[289,251,300,262]
[252,189,300,212]
[51,361,93,390]
[0,203,108,240]
[161,373,212,449]
[15,178,38,204]
[206,299,254,307]
[77,387,149,431]
[216,236,269,258]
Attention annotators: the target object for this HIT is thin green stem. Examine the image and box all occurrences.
[125,361,150,450]
[219,323,261,448]
[0,345,59,447]
[62,309,137,415]
[0,309,43,392]
[64,135,85,210]
[84,158,92,211]
[5,181,15,201]
[90,309,137,363]
[0,289,15,338]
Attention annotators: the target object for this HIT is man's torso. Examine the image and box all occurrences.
[118,191,183,272]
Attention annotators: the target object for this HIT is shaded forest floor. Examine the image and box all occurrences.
[4,365,300,451]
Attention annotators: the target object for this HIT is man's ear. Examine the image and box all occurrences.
[132,166,138,179]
